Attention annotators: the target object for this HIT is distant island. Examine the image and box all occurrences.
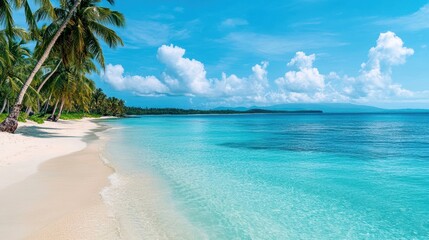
[125,107,323,115]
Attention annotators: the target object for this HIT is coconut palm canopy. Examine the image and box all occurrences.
[35,0,124,68]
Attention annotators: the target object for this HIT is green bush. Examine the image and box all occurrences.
[0,112,102,124]
[60,113,102,120]
[18,113,27,122]
[28,115,45,124]
[0,113,26,122]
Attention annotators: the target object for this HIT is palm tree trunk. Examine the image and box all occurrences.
[0,99,7,114]
[54,99,65,122]
[0,104,21,132]
[26,60,62,115]
[41,93,52,114]
[25,106,31,115]
[37,60,62,93]
[48,99,59,121]
[0,0,83,133]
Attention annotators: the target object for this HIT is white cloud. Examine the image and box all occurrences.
[275,52,325,93]
[327,72,340,80]
[367,31,414,66]
[347,31,414,99]
[221,18,248,27]
[252,61,269,81]
[287,51,316,69]
[270,33,415,104]
[103,32,422,106]
[102,64,169,96]
[157,44,212,95]
[250,61,270,102]
[214,73,247,96]
[153,45,271,101]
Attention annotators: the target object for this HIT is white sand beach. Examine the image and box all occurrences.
[0,119,118,239]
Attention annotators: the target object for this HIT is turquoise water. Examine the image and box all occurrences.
[101,113,429,239]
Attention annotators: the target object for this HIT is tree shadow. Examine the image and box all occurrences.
[15,125,74,138]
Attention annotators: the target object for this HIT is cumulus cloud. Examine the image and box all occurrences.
[270,33,415,103]
[367,31,414,66]
[275,52,325,93]
[213,61,270,102]
[103,64,169,96]
[103,32,420,106]
[214,73,247,96]
[250,61,270,102]
[343,31,414,99]
[157,44,211,95]
[154,45,271,101]
[104,45,271,101]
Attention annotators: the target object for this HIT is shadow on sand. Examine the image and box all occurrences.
[15,125,75,138]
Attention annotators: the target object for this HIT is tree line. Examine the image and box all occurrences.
[0,0,125,133]
[1,87,125,120]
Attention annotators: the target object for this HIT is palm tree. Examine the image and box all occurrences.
[0,0,122,133]
[37,0,124,68]
[0,0,53,129]
[24,56,62,114]
[46,56,97,121]
[63,73,96,118]
[52,73,95,121]
[90,88,106,114]
[0,31,32,114]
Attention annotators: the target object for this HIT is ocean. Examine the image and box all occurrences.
[100,113,429,239]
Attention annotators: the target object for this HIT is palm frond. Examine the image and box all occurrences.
[0,0,15,35]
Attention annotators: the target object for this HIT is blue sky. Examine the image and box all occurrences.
[20,0,429,108]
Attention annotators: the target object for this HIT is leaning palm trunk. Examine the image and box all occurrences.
[25,106,31,115]
[54,99,65,122]
[41,93,52,114]
[37,60,62,94]
[48,99,59,121]
[25,60,62,115]
[0,0,83,133]
[0,99,7,114]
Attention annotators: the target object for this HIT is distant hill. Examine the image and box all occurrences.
[214,103,429,113]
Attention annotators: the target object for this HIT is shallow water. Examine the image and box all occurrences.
[101,113,429,239]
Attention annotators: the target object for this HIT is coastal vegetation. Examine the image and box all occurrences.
[0,87,124,123]
[0,0,125,133]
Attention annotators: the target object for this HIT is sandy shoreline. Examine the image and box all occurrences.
[0,119,118,239]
